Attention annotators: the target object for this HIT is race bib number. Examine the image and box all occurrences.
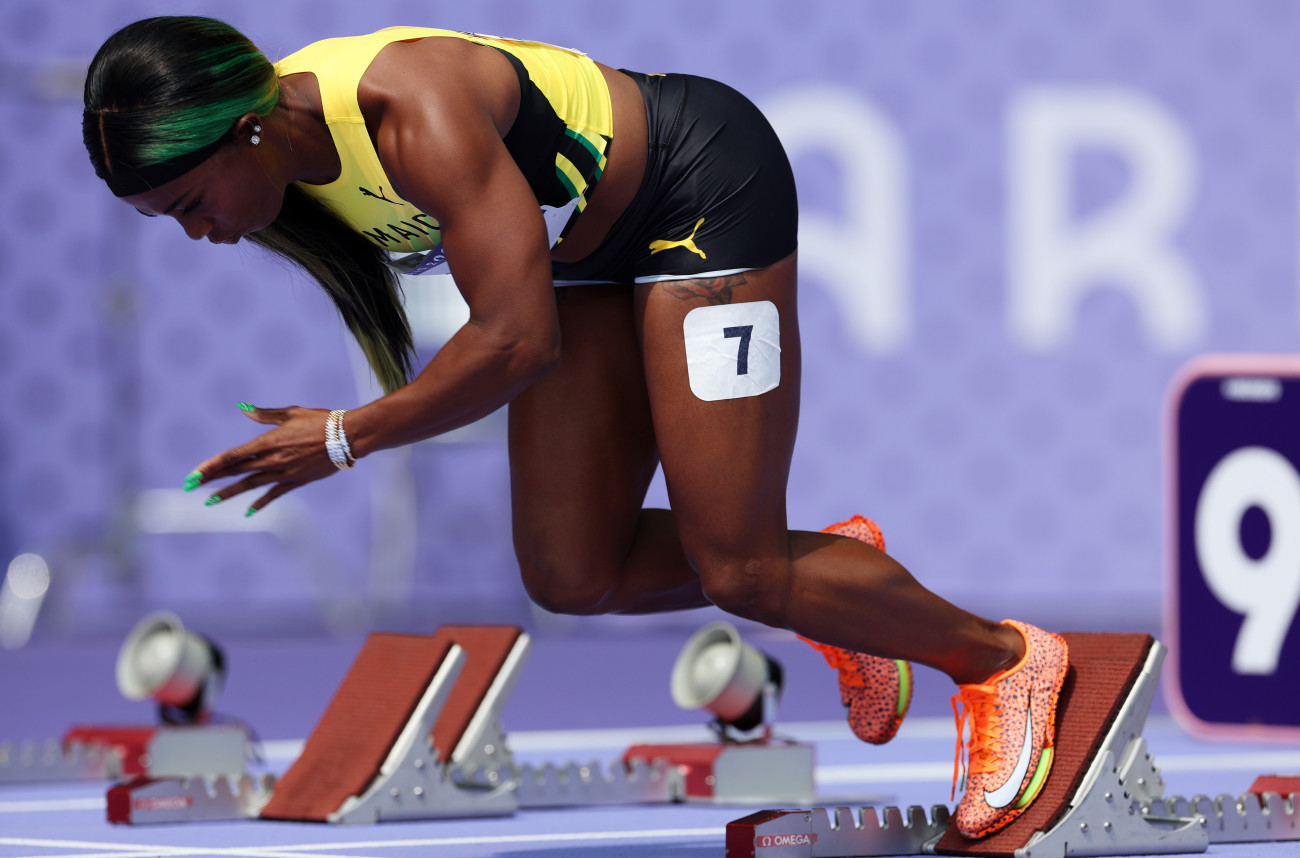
[682,301,780,402]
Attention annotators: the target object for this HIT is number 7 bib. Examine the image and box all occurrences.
[682,301,781,402]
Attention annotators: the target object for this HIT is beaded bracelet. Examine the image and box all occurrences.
[325,409,355,470]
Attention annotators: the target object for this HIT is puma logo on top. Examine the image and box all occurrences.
[359,186,401,205]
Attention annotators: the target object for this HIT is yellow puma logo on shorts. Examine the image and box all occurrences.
[649,217,707,259]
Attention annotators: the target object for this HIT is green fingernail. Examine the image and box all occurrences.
[205,495,223,507]
[245,508,258,518]
[238,402,257,413]
[184,471,203,491]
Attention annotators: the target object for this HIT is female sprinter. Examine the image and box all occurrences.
[83,16,1067,837]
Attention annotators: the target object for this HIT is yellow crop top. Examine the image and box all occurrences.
[273,27,614,275]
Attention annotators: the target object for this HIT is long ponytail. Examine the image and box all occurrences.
[247,187,413,394]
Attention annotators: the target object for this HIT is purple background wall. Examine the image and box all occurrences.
[3,0,1298,663]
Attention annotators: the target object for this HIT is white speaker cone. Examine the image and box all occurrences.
[670,621,769,723]
[115,611,214,708]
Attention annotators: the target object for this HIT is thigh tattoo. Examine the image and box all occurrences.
[659,272,748,305]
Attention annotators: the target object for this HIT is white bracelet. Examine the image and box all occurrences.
[325,409,355,470]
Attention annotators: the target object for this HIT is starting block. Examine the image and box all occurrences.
[618,621,816,806]
[107,625,530,825]
[933,633,1206,857]
[258,623,797,821]
[624,737,815,805]
[727,633,1222,858]
[107,773,274,824]
[86,725,258,825]
[259,625,529,823]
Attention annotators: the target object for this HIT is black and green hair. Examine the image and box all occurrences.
[83,16,413,394]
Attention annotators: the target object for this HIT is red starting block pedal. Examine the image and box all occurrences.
[624,738,814,805]
[107,773,274,824]
[1249,774,1300,799]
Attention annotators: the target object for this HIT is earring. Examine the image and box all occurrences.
[250,124,262,146]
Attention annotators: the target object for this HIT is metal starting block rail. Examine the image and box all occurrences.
[1,724,249,786]
[505,758,678,807]
[464,737,814,809]
[1145,788,1300,845]
[727,804,952,858]
[0,737,124,785]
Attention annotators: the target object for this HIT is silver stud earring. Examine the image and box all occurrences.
[250,124,262,146]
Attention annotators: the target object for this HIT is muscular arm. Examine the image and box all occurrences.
[189,40,563,510]
[345,39,560,456]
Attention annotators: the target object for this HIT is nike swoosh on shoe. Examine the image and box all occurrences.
[983,699,1034,809]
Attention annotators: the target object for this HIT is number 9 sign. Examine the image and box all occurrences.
[1167,354,1300,739]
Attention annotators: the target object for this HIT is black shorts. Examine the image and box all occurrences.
[551,71,798,285]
